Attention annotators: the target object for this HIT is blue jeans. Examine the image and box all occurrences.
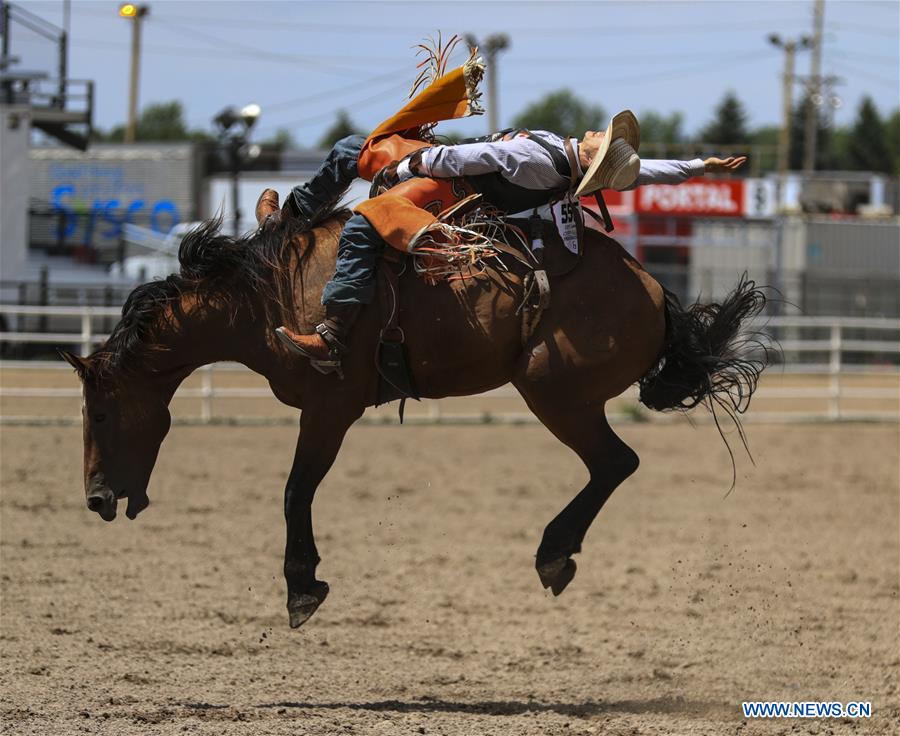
[290,135,365,217]
[291,135,384,306]
[320,213,383,305]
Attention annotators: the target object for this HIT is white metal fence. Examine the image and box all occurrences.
[1,304,898,425]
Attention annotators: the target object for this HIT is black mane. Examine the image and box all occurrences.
[85,207,349,382]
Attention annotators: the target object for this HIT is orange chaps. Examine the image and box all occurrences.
[354,134,472,252]
[351,55,483,252]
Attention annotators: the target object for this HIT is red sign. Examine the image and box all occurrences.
[582,180,747,218]
[636,181,744,217]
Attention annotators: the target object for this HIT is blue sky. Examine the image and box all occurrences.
[10,0,900,147]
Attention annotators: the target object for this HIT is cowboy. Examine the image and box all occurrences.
[274,57,745,367]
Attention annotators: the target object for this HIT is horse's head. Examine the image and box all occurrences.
[61,350,172,522]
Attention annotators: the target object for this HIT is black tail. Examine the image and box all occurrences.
[639,274,770,419]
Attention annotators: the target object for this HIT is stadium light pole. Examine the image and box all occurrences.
[213,103,261,236]
[464,33,510,133]
[119,3,149,144]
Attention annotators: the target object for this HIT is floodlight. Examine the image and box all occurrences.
[240,103,261,128]
[118,3,148,19]
[213,106,240,131]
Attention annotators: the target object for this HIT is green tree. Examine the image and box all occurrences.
[847,96,892,173]
[93,100,211,142]
[262,127,297,150]
[640,111,684,143]
[699,91,749,144]
[136,101,189,140]
[512,89,605,138]
[886,108,900,175]
[750,125,779,145]
[749,125,780,173]
[828,125,852,171]
[317,110,362,149]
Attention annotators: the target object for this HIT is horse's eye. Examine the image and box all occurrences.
[94,413,107,423]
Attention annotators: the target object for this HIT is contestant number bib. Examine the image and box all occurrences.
[551,194,581,255]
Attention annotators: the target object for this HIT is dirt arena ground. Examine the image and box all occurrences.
[1,420,898,735]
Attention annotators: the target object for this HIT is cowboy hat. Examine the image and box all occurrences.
[575,110,641,196]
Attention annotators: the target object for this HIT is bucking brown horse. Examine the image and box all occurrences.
[62,197,767,628]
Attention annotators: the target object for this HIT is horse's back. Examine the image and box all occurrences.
[515,229,666,401]
[292,216,664,404]
[394,227,665,402]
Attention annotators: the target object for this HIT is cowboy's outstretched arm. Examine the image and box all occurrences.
[624,155,747,190]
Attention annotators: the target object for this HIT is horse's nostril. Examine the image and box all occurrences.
[86,496,105,512]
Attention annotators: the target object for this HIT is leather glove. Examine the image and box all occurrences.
[372,160,402,192]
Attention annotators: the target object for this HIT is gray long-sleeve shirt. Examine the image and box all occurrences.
[416,130,706,191]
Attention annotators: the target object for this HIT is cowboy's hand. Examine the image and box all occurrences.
[373,160,402,191]
[704,156,747,173]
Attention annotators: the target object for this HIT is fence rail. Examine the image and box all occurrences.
[1,305,898,424]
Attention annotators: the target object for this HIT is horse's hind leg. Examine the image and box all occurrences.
[514,386,639,595]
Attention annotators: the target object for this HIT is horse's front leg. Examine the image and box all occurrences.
[283,406,361,628]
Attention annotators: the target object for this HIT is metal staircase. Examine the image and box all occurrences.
[0,1,93,150]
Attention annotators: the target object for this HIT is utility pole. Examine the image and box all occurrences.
[769,34,811,175]
[464,33,510,133]
[119,4,149,144]
[803,0,825,172]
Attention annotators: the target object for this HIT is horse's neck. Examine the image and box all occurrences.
[145,289,274,380]
[289,217,343,329]
[145,216,345,386]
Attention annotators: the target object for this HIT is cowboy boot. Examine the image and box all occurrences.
[275,303,362,365]
[255,188,282,229]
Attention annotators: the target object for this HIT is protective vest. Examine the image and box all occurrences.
[460,129,573,213]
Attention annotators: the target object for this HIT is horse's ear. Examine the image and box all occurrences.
[58,349,89,378]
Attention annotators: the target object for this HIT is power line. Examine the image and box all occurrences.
[830,48,900,66]
[830,61,899,90]
[268,46,472,129]
[68,37,421,66]
[827,20,899,38]
[151,18,369,78]
[71,6,809,37]
[504,50,767,89]
[462,49,782,67]
[152,14,812,36]
[273,51,768,132]
[261,67,415,113]
[68,35,775,70]
[269,80,413,130]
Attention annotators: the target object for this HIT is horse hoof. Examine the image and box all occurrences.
[287,581,329,628]
[537,557,577,596]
